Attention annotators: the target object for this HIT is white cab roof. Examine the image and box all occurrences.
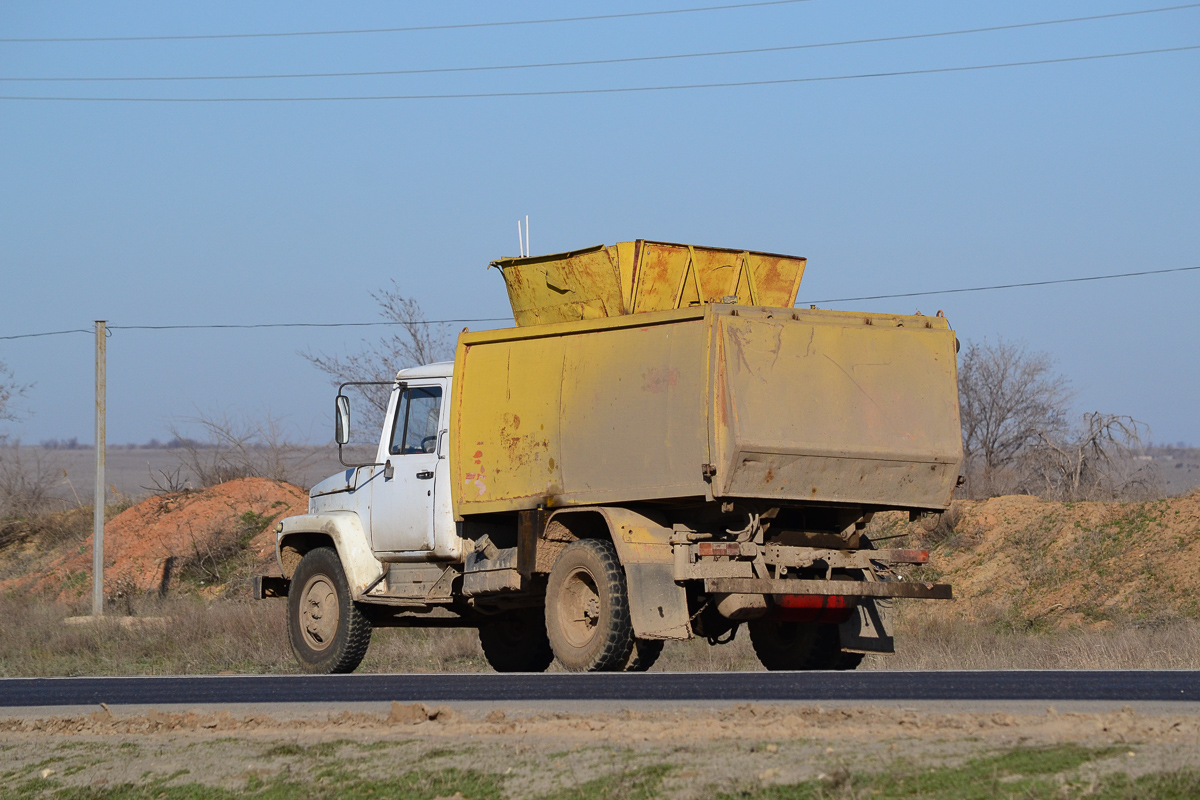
[396,361,454,381]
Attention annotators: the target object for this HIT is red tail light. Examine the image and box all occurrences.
[771,594,855,624]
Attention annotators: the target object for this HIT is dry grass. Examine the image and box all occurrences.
[0,593,493,677]
[866,607,1200,671]
[2,594,1198,676]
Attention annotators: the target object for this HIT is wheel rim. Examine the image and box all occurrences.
[299,574,339,651]
[556,566,601,649]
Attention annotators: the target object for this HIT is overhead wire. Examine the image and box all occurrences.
[0,0,812,44]
[3,44,1197,102]
[108,319,510,331]
[799,265,1200,306]
[3,266,1197,342]
[0,328,93,342]
[5,3,1196,83]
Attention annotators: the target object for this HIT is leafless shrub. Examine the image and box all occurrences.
[165,410,317,489]
[0,360,28,425]
[301,283,453,434]
[914,503,964,547]
[0,445,63,519]
[144,464,190,495]
[174,511,269,587]
[1023,412,1162,501]
[0,447,94,553]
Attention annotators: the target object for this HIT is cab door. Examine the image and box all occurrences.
[370,382,444,555]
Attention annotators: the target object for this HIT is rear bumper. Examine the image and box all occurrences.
[703,577,952,600]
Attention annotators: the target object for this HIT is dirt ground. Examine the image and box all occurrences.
[3,702,1200,798]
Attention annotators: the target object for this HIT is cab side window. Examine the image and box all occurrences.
[389,386,443,455]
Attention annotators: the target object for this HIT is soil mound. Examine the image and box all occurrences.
[2,478,306,603]
[873,490,1200,629]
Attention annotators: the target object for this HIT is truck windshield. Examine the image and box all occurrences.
[390,386,442,455]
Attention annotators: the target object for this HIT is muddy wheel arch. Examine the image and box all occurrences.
[276,512,384,600]
[540,507,692,641]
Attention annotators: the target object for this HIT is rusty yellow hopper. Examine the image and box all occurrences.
[452,240,962,519]
[491,240,807,326]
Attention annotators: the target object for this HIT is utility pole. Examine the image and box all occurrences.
[92,320,106,616]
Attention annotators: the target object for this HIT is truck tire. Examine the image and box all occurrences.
[478,608,554,673]
[545,538,634,672]
[287,547,372,674]
[748,620,862,671]
[624,638,665,672]
[748,619,818,670]
[806,624,864,670]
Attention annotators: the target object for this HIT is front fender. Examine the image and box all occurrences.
[276,512,384,599]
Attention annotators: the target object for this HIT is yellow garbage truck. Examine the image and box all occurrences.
[257,240,962,673]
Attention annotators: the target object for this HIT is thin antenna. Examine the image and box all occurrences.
[525,215,530,257]
[517,219,524,257]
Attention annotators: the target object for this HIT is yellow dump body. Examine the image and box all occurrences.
[449,304,962,519]
[492,241,806,327]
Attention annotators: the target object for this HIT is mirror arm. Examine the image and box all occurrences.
[335,380,404,469]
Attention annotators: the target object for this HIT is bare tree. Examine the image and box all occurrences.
[302,282,453,432]
[1024,412,1160,501]
[958,338,1072,496]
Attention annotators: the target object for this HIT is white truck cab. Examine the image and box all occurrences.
[308,362,461,562]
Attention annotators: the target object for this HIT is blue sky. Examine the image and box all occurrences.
[1,1,1198,445]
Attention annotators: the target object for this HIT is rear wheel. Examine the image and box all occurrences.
[748,620,860,671]
[806,624,864,670]
[287,547,372,674]
[545,539,634,672]
[478,608,554,673]
[747,619,818,671]
[624,639,665,672]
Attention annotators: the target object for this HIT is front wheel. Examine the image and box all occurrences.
[545,538,634,672]
[287,547,372,674]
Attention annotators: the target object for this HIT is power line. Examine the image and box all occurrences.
[3,44,1195,102]
[0,319,510,342]
[4,266,1197,343]
[107,319,510,331]
[6,4,1197,83]
[0,0,811,44]
[799,265,1200,306]
[0,328,92,342]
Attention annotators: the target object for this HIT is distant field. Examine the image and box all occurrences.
[0,444,375,501]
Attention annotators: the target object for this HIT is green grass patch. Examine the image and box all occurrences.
[717,744,1200,800]
[7,767,505,800]
[550,764,672,800]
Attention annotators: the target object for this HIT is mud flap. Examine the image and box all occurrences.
[838,597,894,654]
[623,563,692,640]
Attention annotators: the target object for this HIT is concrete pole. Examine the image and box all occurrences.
[92,320,106,616]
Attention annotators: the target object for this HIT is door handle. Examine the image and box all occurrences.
[416,470,434,480]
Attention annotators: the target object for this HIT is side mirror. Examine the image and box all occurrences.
[335,395,350,445]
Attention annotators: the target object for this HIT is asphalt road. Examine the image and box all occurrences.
[0,671,1197,708]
